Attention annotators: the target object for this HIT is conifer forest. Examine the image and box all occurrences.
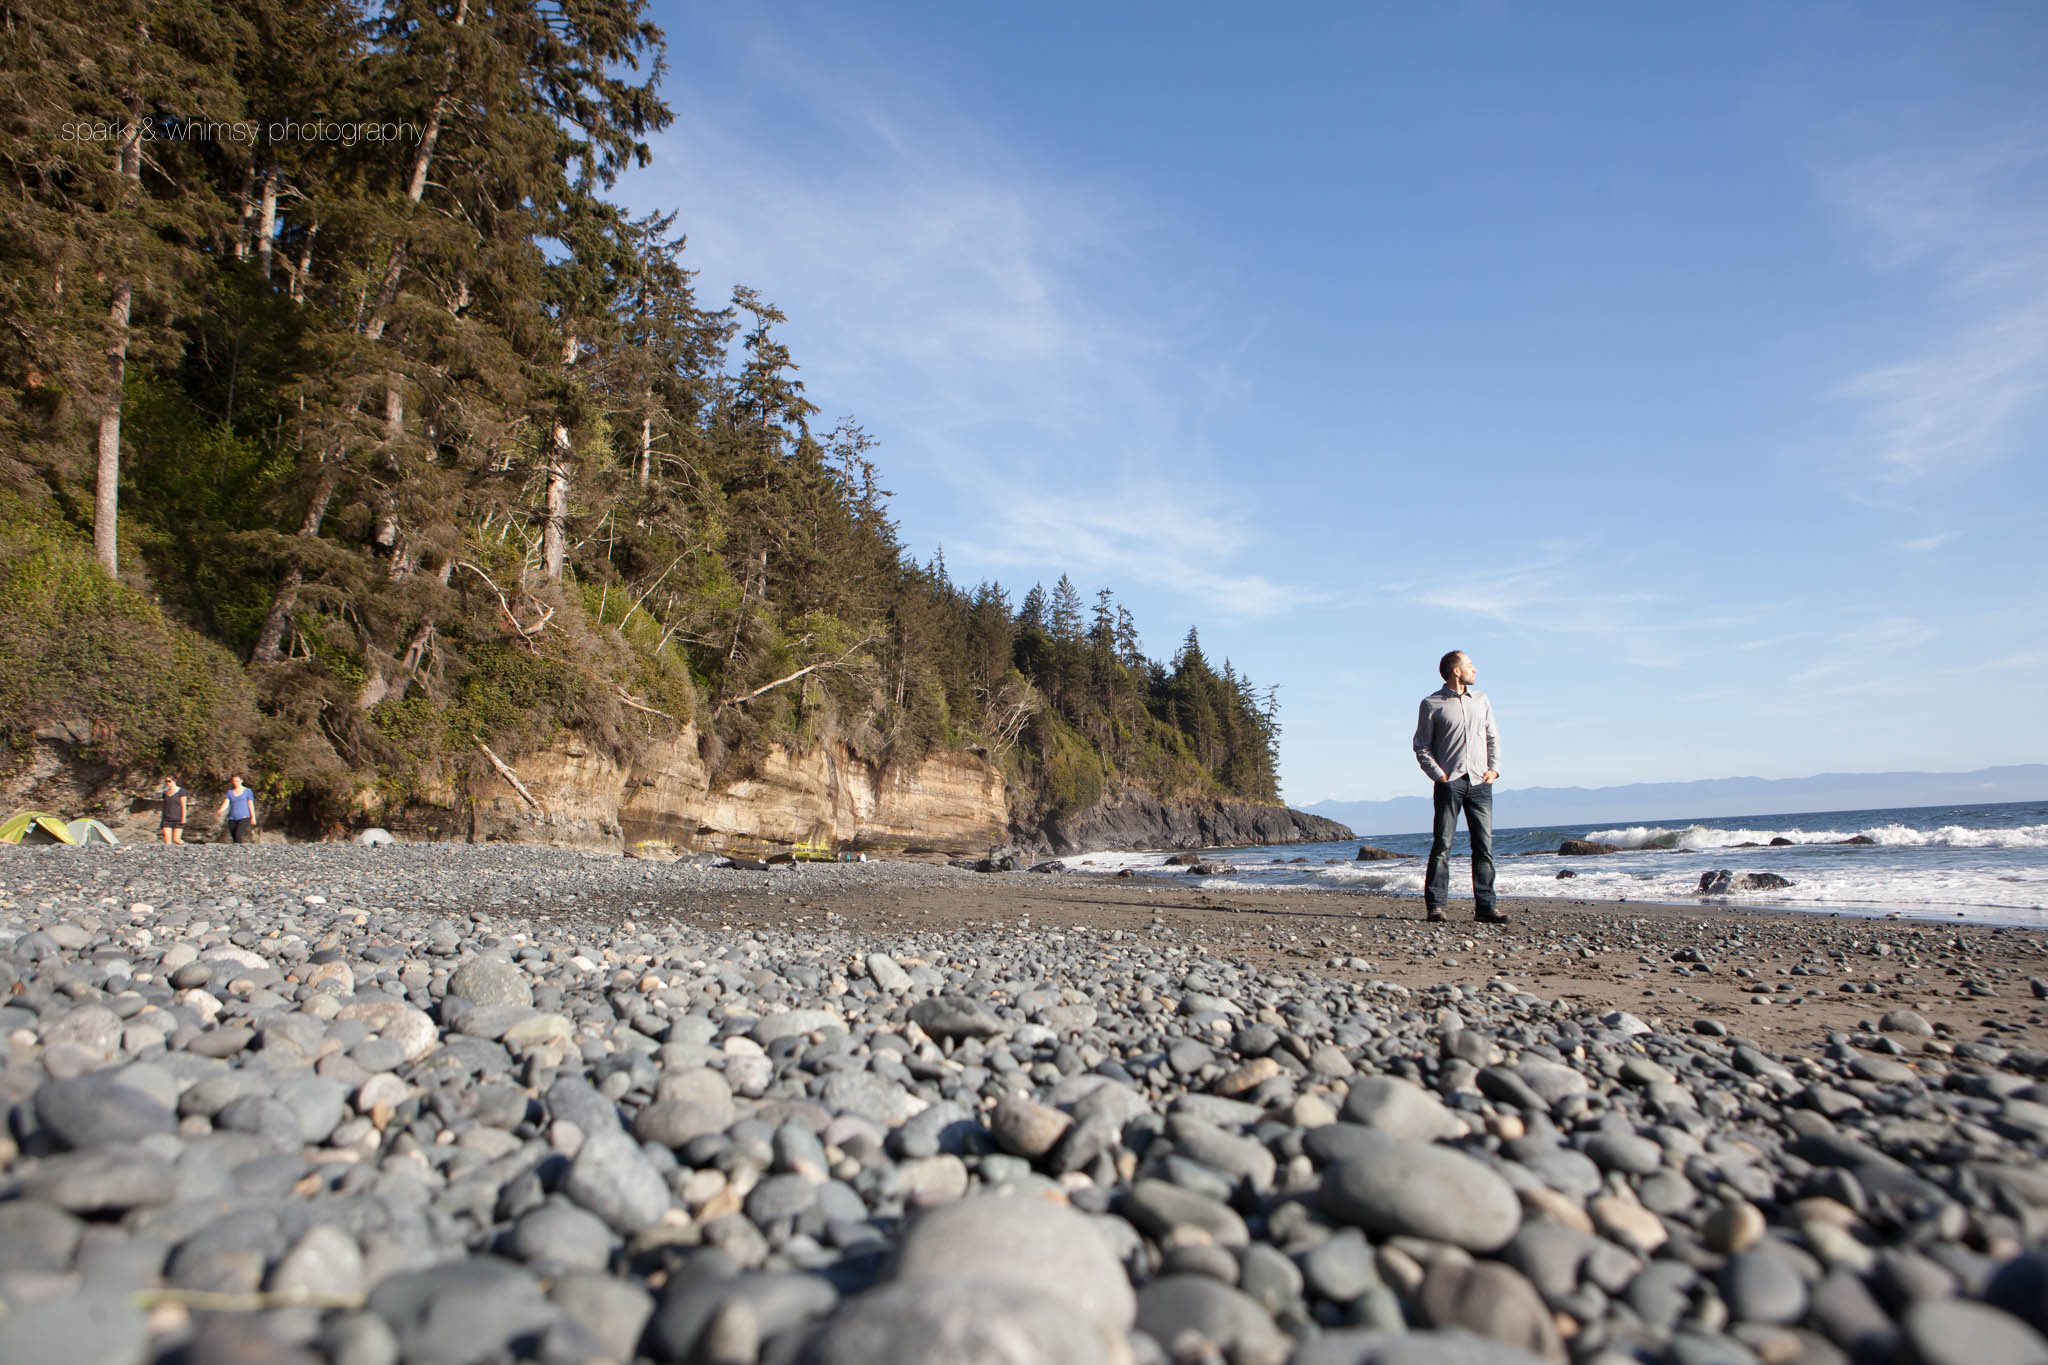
[0,0,1283,832]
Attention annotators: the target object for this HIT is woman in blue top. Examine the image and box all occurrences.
[216,776,258,845]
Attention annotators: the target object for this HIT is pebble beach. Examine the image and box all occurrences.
[1,842,2046,1365]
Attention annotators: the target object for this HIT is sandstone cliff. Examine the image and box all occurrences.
[395,726,1012,854]
[6,725,1351,855]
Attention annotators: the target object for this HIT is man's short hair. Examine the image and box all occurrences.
[1438,650,1465,681]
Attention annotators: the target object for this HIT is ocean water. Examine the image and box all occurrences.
[1065,800,2048,929]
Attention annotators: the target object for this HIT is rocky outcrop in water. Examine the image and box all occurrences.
[1029,786,1354,856]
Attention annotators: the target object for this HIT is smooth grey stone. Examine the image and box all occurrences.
[268,1224,366,1302]
[34,1074,175,1149]
[820,1072,916,1126]
[349,1037,404,1072]
[633,1099,730,1148]
[1626,1260,1699,1333]
[0,1203,85,1277]
[1238,1242,1304,1315]
[1666,1331,1764,1365]
[1720,1248,1809,1325]
[75,1233,168,1292]
[1134,1276,1290,1364]
[215,1093,302,1143]
[446,958,532,1008]
[795,1276,1107,1364]
[546,1077,622,1134]
[511,1199,615,1272]
[745,1173,819,1223]
[1304,1122,1395,1167]
[1807,1268,1897,1359]
[321,1311,400,1365]
[1168,1114,1277,1190]
[1520,1147,1602,1199]
[649,1271,838,1362]
[891,1102,982,1159]
[1418,1259,1564,1363]
[562,1128,670,1234]
[1290,1327,1552,1364]
[1986,1249,2048,1337]
[748,1009,843,1045]
[1169,1093,1263,1128]
[865,952,911,992]
[452,1002,536,1040]
[1477,1067,1550,1113]
[1513,1059,1589,1104]
[1163,1240,1241,1284]
[1901,1299,2048,1365]
[1585,1132,1663,1175]
[549,1272,655,1365]
[893,1195,1136,1336]
[1502,1221,1601,1301]
[1341,1076,1465,1141]
[178,1070,272,1119]
[1121,1178,1250,1247]
[275,1075,347,1144]
[0,1288,148,1365]
[1322,1138,1521,1252]
[990,1094,1070,1159]
[186,1026,255,1058]
[1638,1169,1699,1214]
[1301,1228,1381,1304]
[1879,1009,1934,1037]
[368,1257,559,1363]
[907,995,1005,1040]
[18,1152,176,1213]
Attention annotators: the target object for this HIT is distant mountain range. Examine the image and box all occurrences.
[1299,764,2048,836]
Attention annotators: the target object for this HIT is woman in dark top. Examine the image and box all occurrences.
[160,777,187,844]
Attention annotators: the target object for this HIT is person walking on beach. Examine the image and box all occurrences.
[216,776,258,845]
[159,777,187,845]
[1414,650,1506,924]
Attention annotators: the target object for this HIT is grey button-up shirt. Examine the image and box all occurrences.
[1414,686,1499,783]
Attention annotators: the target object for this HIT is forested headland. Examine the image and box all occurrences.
[0,0,1293,841]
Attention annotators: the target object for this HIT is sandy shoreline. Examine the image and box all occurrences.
[647,867,2048,1052]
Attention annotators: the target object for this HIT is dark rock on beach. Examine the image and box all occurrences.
[1557,839,1623,856]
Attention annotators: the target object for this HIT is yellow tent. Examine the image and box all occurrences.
[0,812,78,845]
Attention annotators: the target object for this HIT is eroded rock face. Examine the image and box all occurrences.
[417,725,1013,854]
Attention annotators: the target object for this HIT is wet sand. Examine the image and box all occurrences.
[649,872,2048,1052]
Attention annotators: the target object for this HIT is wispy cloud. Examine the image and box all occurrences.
[1828,135,2048,482]
[1391,540,1661,637]
[1897,532,1955,554]
[956,486,1304,620]
[619,18,1285,618]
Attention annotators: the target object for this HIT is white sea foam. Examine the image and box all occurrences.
[1582,823,2048,850]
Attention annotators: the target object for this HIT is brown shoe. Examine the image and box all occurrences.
[1474,910,1509,925]
[1425,909,1447,923]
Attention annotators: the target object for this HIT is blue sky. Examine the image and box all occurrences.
[622,3,2048,804]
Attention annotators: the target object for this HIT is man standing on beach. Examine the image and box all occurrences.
[1414,651,1506,924]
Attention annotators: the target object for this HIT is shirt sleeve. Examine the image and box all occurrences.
[1414,700,1447,781]
[1485,695,1500,773]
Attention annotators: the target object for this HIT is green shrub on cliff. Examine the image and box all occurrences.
[0,498,256,776]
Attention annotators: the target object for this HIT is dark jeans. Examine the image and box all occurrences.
[1426,777,1495,915]
[227,818,253,844]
